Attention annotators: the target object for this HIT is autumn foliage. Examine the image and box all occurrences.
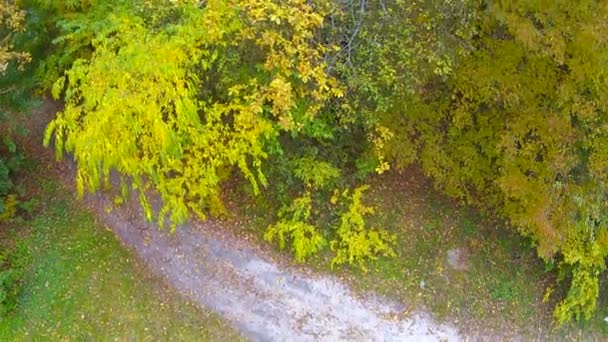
[0,0,29,73]
[3,0,606,323]
[383,1,608,323]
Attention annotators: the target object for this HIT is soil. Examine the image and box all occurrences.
[447,248,468,271]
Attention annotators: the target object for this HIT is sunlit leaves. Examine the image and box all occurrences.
[264,192,326,263]
[44,0,342,230]
[292,156,340,189]
[330,186,396,271]
[0,0,30,74]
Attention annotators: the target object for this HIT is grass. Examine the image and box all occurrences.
[0,176,242,341]
[359,178,541,327]
[227,168,608,339]
[353,171,608,338]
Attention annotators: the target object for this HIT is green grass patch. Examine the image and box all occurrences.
[0,177,242,341]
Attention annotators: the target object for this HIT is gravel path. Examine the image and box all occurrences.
[24,102,461,341]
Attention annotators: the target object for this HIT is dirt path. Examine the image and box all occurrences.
[21,102,461,341]
[90,190,459,341]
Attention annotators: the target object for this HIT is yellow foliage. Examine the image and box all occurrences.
[44,0,342,230]
[0,194,18,222]
[264,192,326,263]
[0,0,30,74]
[330,186,396,271]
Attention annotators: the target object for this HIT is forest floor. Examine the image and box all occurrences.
[13,99,608,341]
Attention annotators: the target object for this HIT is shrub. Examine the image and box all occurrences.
[264,192,326,263]
[1,0,29,222]
[0,241,27,318]
[330,186,396,271]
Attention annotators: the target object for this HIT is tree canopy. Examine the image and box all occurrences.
[382,0,608,323]
[0,0,29,74]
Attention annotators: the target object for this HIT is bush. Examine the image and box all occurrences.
[330,186,396,271]
[0,240,27,318]
[264,193,326,263]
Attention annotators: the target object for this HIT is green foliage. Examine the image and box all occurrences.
[265,185,396,269]
[0,123,27,221]
[328,0,479,169]
[0,0,30,291]
[0,238,27,318]
[43,0,342,230]
[0,265,20,317]
[0,0,30,73]
[0,145,19,196]
[0,0,28,223]
[554,267,599,324]
[264,192,325,263]
[380,0,608,323]
[330,186,395,271]
[292,156,341,190]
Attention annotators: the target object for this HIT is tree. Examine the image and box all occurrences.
[383,0,608,323]
[41,0,396,268]
[38,0,608,322]
[44,0,342,227]
[0,0,29,221]
[1,0,29,74]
